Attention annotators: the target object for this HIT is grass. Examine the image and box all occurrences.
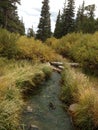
[60,64,98,130]
[0,58,52,130]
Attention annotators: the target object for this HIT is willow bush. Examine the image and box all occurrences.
[46,32,98,75]
[0,29,19,59]
[16,36,62,62]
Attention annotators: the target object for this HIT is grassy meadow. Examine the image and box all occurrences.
[0,28,98,130]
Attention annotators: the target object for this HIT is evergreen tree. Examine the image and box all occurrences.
[36,0,51,42]
[75,1,85,32]
[54,10,62,38]
[0,0,19,28]
[64,0,75,34]
[0,0,25,34]
[75,6,81,32]
[60,0,67,36]
[75,2,96,33]
[85,4,95,19]
[95,18,98,31]
[27,26,35,38]
[60,0,75,36]
[83,4,95,33]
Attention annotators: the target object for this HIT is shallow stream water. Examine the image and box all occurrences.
[21,72,74,130]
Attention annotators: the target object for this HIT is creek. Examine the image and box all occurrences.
[21,72,74,130]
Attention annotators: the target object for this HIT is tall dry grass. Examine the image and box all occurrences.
[60,65,98,129]
[0,58,52,130]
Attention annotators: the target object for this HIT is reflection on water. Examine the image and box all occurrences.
[21,72,74,130]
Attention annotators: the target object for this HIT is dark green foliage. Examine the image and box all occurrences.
[54,10,62,38]
[55,0,75,38]
[54,1,98,36]
[60,1,67,37]
[75,1,85,32]
[36,0,51,42]
[95,18,98,31]
[64,0,75,34]
[27,27,35,38]
[7,16,25,35]
[75,2,96,34]
[61,0,75,36]
[84,4,95,33]
[85,4,95,19]
[0,0,25,34]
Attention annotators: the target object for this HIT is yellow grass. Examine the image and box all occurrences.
[61,65,98,129]
[0,58,52,130]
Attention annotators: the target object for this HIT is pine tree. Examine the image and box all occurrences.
[83,4,95,33]
[60,0,67,36]
[36,0,51,42]
[54,10,62,38]
[27,26,35,38]
[64,0,75,34]
[85,4,95,20]
[60,0,75,36]
[95,18,98,31]
[75,2,96,33]
[75,1,85,32]
[0,0,25,34]
[0,0,19,28]
[7,10,25,34]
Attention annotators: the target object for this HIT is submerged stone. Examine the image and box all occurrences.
[29,124,39,130]
[27,106,33,112]
[49,102,56,110]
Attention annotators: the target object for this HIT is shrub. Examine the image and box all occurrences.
[42,66,52,79]
[46,32,98,75]
[46,33,82,58]
[0,29,20,59]
[70,34,98,74]
[16,36,62,62]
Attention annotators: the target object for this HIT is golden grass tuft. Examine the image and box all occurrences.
[0,58,52,130]
[61,65,98,129]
